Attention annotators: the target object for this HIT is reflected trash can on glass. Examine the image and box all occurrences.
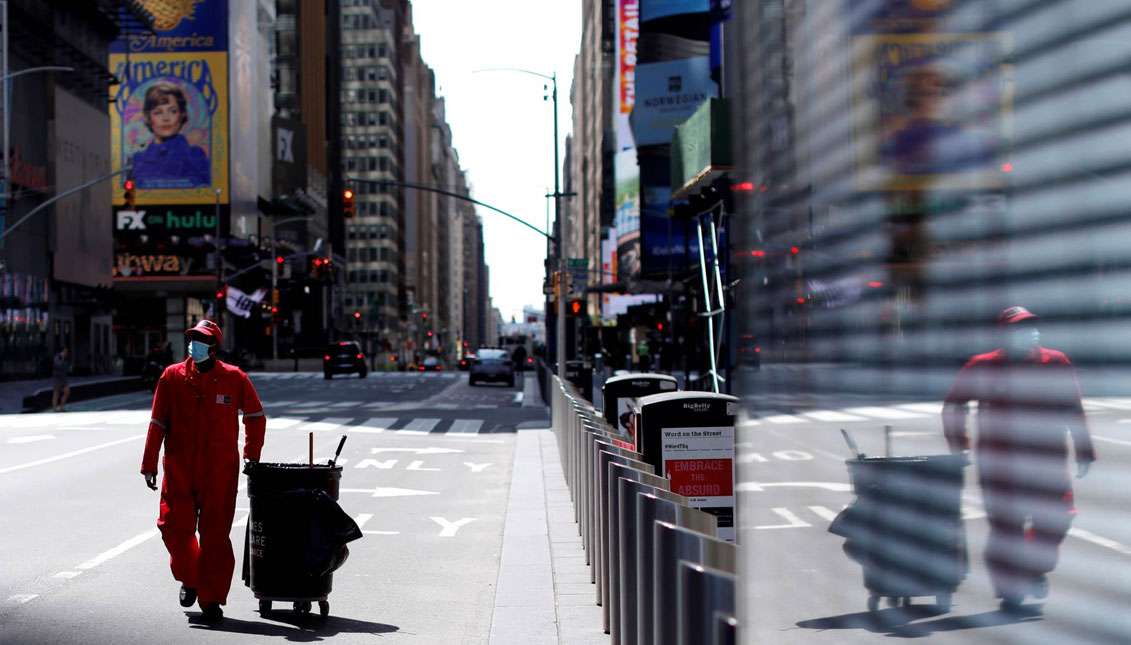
[829,453,970,612]
[242,462,362,618]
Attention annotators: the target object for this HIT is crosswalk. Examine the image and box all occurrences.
[258,399,501,411]
[748,398,1131,425]
[250,372,460,381]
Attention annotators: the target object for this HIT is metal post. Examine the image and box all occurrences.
[553,72,566,380]
[271,223,278,360]
[215,189,222,337]
[2,0,8,205]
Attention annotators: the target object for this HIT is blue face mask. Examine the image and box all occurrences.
[188,340,212,363]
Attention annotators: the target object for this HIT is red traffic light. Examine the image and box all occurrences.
[344,189,354,199]
[570,300,582,314]
[270,306,278,313]
[124,180,135,191]
[313,258,323,266]
[657,322,664,331]
[215,291,225,299]
[421,312,427,320]
[427,331,433,337]
[353,311,362,319]
[276,255,285,264]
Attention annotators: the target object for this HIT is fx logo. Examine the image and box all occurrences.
[276,128,294,163]
[116,210,147,230]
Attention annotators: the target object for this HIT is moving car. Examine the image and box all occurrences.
[469,348,515,387]
[418,356,442,371]
[459,352,476,371]
[324,341,368,379]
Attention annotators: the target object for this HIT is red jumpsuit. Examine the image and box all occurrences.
[943,346,1096,600]
[141,358,266,607]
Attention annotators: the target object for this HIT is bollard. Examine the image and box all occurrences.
[606,464,670,645]
[676,562,736,645]
[618,481,688,645]
[712,612,738,645]
[633,493,717,645]
[652,521,737,645]
[592,443,651,607]
[580,425,623,564]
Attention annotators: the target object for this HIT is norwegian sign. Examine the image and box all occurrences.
[633,57,718,146]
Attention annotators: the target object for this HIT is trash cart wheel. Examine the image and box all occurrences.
[936,593,952,612]
[258,600,271,615]
[294,601,312,614]
[867,596,880,613]
[318,600,330,618]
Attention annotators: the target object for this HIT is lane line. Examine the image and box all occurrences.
[7,435,55,444]
[0,434,145,475]
[1093,435,1131,447]
[754,508,811,530]
[807,505,839,522]
[843,406,925,420]
[448,419,484,435]
[7,594,37,605]
[54,571,82,579]
[1068,527,1131,556]
[76,529,159,570]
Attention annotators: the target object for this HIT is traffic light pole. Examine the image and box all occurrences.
[269,215,316,360]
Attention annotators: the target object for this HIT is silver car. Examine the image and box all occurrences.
[469,348,515,387]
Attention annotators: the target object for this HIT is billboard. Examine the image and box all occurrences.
[641,0,710,23]
[633,56,718,146]
[851,2,1010,192]
[615,0,641,279]
[110,0,229,206]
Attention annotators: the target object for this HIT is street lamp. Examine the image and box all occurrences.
[471,67,566,379]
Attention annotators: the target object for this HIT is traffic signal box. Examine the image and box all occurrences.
[343,189,355,219]
[124,179,136,209]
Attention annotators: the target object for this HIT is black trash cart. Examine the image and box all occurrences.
[830,452,970,612]
[243,462,362,618]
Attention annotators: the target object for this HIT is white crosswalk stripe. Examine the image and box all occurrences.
[762,414,807,424]
[803,410,867,422]
[293,400,332,408]
[261,400,297,408]
[266,416,307,431]
[329,401,364,408]
[448,419,483,435]
[301,418,353,432]
[349,417,398,434]
[843,406,925,420]
[1083,398,1131,410]
[896,402,944,415]
[398,418,440,435]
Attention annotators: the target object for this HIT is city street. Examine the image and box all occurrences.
[0,370,547,644]
[738,394,1131,643]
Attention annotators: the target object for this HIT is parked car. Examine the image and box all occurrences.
[469,348,515,387]
[459,352,476,371]
[418,356,442,371]
[324,341,368,379]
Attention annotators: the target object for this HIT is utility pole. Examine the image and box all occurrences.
[551,72,567,380]
[215,189,222,339]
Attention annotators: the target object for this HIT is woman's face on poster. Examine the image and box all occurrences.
[146,95,183,142]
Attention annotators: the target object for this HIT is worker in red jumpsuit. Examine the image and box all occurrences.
[943,306,1095,612]
[140,319,266,621]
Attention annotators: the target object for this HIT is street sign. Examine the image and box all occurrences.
[568,258,587,268]
[543,282,554,296]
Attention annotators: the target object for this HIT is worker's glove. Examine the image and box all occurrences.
[143,472,158,491]
[243,459,258,474]
[1077,460,1092,478]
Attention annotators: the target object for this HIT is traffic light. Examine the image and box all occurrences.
[276,255,285,265]
[421,312,427,321]
[215,287,225,300]
[354,311,362,320]
[124,179,136,209]
[569,299,583,315]
[343,189,355,219]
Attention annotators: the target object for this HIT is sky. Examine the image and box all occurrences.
[409,1,582,324]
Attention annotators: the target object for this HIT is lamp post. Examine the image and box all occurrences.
[472,68,566,378]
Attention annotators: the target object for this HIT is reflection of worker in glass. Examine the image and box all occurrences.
[942,306,1096,612]
[131,82,210,189]
[881,66,994,175]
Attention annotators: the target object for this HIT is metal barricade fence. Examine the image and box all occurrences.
[548,374,740,643]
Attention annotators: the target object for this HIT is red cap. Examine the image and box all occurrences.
[186,319,222,345]
[997,306,1039,326]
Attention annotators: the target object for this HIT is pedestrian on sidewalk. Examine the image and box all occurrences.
[52,346,70,412]
[942,306,1096,612]
[140,319,267,622]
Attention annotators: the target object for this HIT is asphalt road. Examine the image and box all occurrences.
[737,394,1131,644]
[0,369,548,644]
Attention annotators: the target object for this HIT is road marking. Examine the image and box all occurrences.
[354,513,399,536]
[232,509,250,528]
[0,434,145,475]
[340,486,439,498]
[371,447,464,455]
[356,458,399,470]
[772,450,813,461]
[737,481,853,493]
[474,404,498,410]
[103,412,152,425]
[895,402,944,415]
[293,400,331,408]
[762,414,807,424]
[407,460,441,471]
[398,418,440,434]
[362,401,390,409]
[54,571,82,579]
[302,418,353,432]
[737,452,769,464]
[1068,527,1131,556]
[262,400,297,408]
[266,417,307,431]
[754,508,811,530]
[844,406,925,420]
[432,403,459,410]
[804,410,867,422]
[463,462,492,473]
[329,401,363,408]
[448,419,483,435]
[1085,397,1131,410]
[1094,435,1131,447]
[7,435,55,444]
[353,417,397,433]
[891,431,935,437]
[7,594,37,605]
[76,528,159,570]
[431,517,476,537]
[514,392,524,404]
[808,505,840,522]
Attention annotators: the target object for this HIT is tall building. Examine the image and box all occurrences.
[340,0,407,355]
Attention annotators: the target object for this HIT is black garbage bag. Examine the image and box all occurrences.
[277,488,363,577]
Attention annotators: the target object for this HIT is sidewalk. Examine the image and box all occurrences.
[0,374,143,414]
[491,386,606,643]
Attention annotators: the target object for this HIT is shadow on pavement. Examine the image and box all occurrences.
[796,604,1043,637]
[187,611,399,641]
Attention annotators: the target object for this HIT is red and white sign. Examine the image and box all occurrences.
[661,425,736,542]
